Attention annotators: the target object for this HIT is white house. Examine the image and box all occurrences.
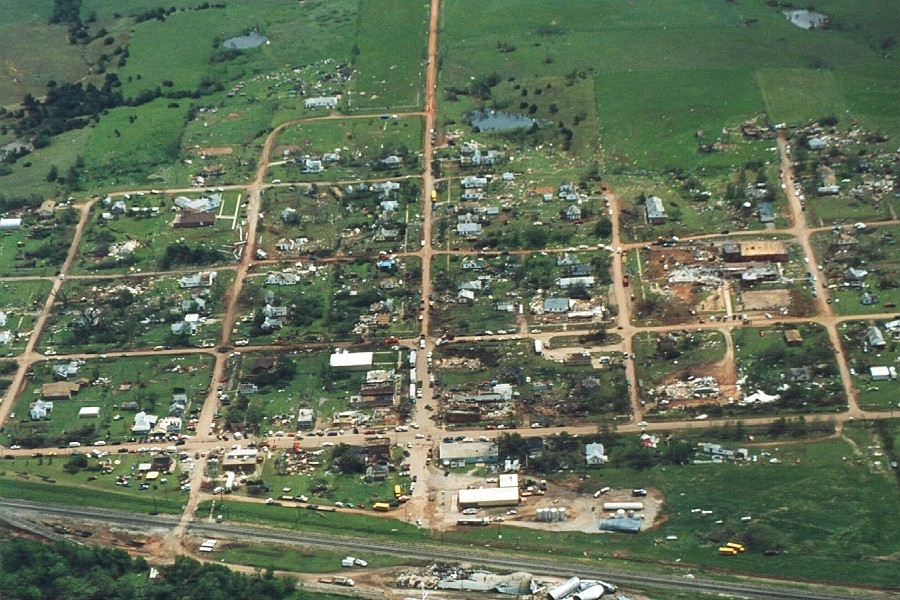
[585,443,607,466]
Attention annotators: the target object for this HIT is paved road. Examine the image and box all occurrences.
[1,499,890,600]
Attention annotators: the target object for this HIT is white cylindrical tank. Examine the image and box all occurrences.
[573,584,605,600]
[603,502,643,511]
[558,507,566,522]
[550,507,559,522]
[548,577,581,600]
[536,508,546,522]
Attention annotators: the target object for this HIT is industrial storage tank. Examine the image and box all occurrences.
[602,502,643,511]
[558,507,567,522]
[548,576,581,600]
[549,508,559,522]
[573,585,606,600]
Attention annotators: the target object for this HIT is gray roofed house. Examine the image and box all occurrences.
[556,253,578,266]
[302,159,323,173]
[758,202,775,223]
[457,222,483,236]
[867,326,886,348]
[557,276,595,289]
[844,267,868,281]
[564,205,582,220]
[860,291,879,305]
[461,175,488,189]
[543,297,571,313]
[807,137,827,150]
[570,264,590,277]
[380,200,399,212]
[281,207,297,222]
[379,155,402,166]
[645,196,667,224]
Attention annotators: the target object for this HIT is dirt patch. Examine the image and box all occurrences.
[740,288,791,311]
[190,146,233,156]
[696,288,726,313]
[274,144,301,155]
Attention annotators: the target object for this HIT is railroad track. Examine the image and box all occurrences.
[3,499,890,600]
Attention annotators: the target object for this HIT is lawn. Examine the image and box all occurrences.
[838,320,900,411]
[219,349,404,435]
[0,475,184,514]
[40,270,234,353]
[0,279,53,356]
[812,224,900,315]
[732,324,845,414]
[4,354,213,448]
[257,181,423,257]
[73,192,242,273]
[235,260,420,345]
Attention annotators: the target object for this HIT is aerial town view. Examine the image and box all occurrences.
[0,1,898,599]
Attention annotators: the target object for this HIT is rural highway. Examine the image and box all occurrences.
[1,499,891,600]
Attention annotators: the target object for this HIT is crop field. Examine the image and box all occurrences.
[838,320,900,411]
[257,181,423,257]
[73,192,243,273]
[0,279,53,356]
[221,349,393,435]
[732,324,846,414]
[235,260,420,344]
[4,354,213,448]
[40,270,234,353]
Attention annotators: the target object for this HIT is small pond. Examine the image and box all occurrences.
[466,110,538,132]
[223,30,268,49]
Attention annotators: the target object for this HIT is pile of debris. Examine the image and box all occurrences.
[396,564,536,595]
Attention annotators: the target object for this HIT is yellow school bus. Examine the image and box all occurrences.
[718,547,738,556]
[394,484,402,498]
[373,502,391,511]
[725,542,746,553]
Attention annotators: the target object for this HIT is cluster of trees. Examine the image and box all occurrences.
[12,76,124,145]
[0,539,296,600]
[49,0,81,24]
[159,242,225,270]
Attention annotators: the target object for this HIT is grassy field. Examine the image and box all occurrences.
[0,474,184,514]
[0,450,189,512]
[218,542,412,573]
[439,0,899,171]
[351,0,428,110]
[3,354,213,447]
